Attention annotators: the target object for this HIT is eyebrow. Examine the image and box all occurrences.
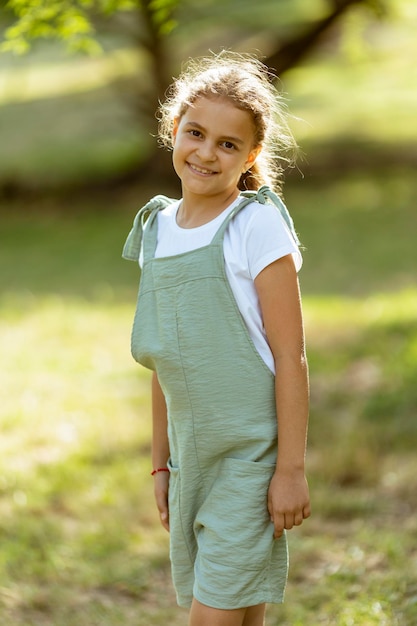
[183,121,245,146]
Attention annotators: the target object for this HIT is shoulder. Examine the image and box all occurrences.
[122,195,179,262]
[227,198,303,275]
[232,198,294,239]
[145,194,179,217]
[158,198,181,219]
[142,196,179,229]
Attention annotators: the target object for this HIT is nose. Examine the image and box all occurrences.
[196,140,216,162]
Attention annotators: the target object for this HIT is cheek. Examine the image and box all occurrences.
[171,144,184,177]
[172,146,180,167]
[172,134,190,155]
[171,138,183,163]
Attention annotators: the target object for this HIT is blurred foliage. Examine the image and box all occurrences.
[0,0,415,191]
[0,0,388,57]
[1,0,391,116]
[1,0,138,55]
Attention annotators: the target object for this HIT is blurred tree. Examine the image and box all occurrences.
[0,0,390,94]
[0,0,390,180]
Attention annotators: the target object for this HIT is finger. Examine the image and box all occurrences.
[294,511,304,526]
[272,513,285,539]
[156,497,169,531]
[303,503,311,519]
[160,509,170,532]
[284,513,295,531]
[154,491,170,531]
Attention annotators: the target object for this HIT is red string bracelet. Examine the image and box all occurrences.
[151,467,170,476]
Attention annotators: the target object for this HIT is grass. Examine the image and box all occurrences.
[1,3,417,621]
[287,172,417,296]
[1,170,417,624]
[0,294,169,624]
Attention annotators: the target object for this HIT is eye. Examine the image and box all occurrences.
[222,141,236,150]
[189,129,202,138]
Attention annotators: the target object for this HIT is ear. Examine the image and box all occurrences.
[244,145,262,172]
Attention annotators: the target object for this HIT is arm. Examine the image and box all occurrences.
[151,372,170,532]
[254,254,311,539]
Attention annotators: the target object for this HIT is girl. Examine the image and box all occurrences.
[123,52,310,626]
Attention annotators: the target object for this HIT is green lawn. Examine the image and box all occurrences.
[1,171,416,624]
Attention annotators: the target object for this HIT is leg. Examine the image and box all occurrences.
[188,599,266,626]
[188,598,245,626]
[242,603,266,626]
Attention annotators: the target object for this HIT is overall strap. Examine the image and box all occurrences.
[122,195,177,262]
[211,185,301,246]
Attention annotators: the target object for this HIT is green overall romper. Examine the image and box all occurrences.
[123,188,295,609]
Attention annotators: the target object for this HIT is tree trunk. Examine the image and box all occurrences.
[266,0,370,75]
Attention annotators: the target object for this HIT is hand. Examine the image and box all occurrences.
[153,471,170,532]
[267,469,310,539]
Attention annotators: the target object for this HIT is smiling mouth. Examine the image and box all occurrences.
[188,163,216,176]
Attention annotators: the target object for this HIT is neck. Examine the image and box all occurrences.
[177,189,240,228]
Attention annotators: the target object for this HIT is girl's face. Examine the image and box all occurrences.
[172,96,261,204]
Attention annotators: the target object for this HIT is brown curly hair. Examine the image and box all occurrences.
[157,51,298,194]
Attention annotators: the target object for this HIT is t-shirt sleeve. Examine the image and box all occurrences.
[245,202,303,279]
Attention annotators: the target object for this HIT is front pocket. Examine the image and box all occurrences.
[194,457,276,571]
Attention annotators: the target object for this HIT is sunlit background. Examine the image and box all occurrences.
[1,1,416,624]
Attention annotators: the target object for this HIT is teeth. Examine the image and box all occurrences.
[190,164,214,175]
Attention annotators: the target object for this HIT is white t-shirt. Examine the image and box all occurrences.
[141,196,302,373]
